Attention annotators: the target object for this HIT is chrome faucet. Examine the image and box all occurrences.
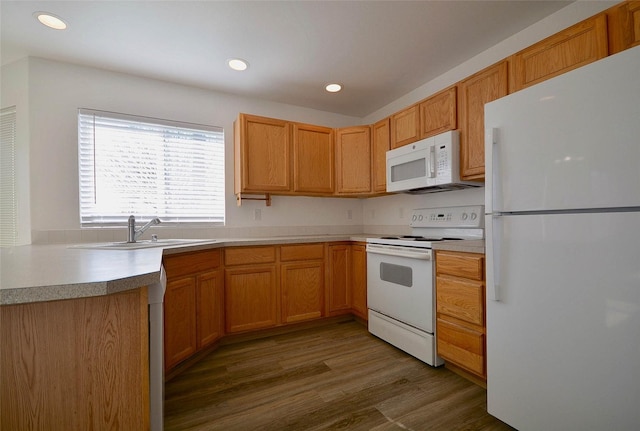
[127,215,161,243]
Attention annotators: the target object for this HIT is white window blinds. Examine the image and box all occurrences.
[1,106,17,246]
[78,109,225,226]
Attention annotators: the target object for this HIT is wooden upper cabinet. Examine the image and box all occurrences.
[607,1,640,55]
[510,14,609,92]
[234,113,291,194]
[335,126,372,195]
[372,118,390,193]
[292,123,334,194]
[419,86,457,139]
[390,104,420,149]
[458,60,508,181]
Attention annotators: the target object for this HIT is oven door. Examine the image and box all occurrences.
[366,243,434,333]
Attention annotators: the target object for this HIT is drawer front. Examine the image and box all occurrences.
[163,249,221,278]
[436,251,484,280]
[280,243,325,262]
[436,275,484,326]
[437,318,485,377]
[224,246,276,266]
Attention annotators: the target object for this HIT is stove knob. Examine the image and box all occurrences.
[418,215,423,221]
[471,212,477,220]
[412,215,417,221]
[461,213,468,220]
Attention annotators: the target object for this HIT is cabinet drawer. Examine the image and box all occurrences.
[280,243,325,261]
[225,246,276,266]
[436,251,484,280]
[436,275,484,326]
[437,318,485,377]
[163,249,221,278]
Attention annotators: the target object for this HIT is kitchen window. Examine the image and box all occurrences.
[78,109,224,226]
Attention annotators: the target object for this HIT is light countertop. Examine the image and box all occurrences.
[431,239,485,254]
[1,235,371,305]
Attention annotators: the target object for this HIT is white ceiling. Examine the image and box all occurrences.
[1,1,573,117]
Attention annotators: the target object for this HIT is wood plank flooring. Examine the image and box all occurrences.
[164,319,515,431]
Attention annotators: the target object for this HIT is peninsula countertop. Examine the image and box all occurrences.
[1,234,373,305]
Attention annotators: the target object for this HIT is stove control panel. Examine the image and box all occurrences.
[410,205,484,228]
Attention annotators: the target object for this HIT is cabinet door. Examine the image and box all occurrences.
[281,261,324,323]
[390,104,419,149]
[607,1,640,54]
[419,86,457,139]
[350,244,367,320]
[293,123,334,194]
[224,266,278,333]
[335,126,372,194]
[458,60,508,180]
[196,269,224,349]
[235,114,291,193]
[372,118,390,193]
[511,14,608,92]
[164,277,197,370]
[327,244,351,315]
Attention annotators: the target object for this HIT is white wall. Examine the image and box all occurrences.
[0,58,31,245]
[18,58,363,243]
[1,1,614,243]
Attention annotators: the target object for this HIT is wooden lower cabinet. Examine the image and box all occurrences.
[163,249,223,371]
[281,243,325,324]
[164,277,198,369]
[1,289,149,430]
[225,265,278,333]
[165,242,369,368]
[197,270,224,348]
[327,243,351,315]
[350,243,368,319]
[281,261,324,323]
[435,250,486,382]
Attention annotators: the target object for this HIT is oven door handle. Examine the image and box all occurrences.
[366,244,432,260]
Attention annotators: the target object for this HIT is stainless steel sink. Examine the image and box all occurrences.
[71,239,217,250]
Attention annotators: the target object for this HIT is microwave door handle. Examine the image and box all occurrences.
[429,145,436,178]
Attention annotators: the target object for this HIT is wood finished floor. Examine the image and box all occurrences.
[164,320,515,431]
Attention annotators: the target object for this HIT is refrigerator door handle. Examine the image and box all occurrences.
[486,215,501,301]
[485,127,500,213]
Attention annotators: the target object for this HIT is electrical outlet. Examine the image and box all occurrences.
[254,208,261,221]
[347,209,353,220]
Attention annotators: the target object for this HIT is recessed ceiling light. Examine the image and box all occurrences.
[325,83,342,93]
[34,12,67,30]
[228,58,249,71]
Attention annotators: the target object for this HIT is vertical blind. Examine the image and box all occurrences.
[1,106,17,246]
[78,109,225,226]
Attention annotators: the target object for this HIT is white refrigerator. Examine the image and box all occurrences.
[484,45,640,431]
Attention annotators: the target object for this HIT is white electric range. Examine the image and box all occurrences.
[366,205,484,366]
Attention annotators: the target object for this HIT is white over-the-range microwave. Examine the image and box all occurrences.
[386,130,483,194]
